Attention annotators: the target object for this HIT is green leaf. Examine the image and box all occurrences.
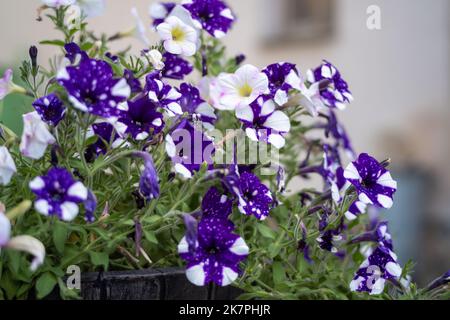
[39,40,66,47]
[272,261,286,286]
[89,251,109,270]
[36,272,57,299]
[257,224,276,240]
[53,221,68,254]
[144,230,158,245]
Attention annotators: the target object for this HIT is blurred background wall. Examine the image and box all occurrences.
[1,0,449,285]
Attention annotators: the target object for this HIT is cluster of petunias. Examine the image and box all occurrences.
[3,0,445,299]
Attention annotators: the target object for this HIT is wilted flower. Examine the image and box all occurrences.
[0,207,45,271]
[236,95,290,148]
[133,152,160,201]
[32,93,66,126]
[20,112,56,160]
[57,57,131,118]
[344,153,397,209]
[182,0,235,38]
[29,168,88,221]
[0,146,17,186]
[84,190,97,223]
[145,49,165,70]
[0,69,26,100]
[214,64,269,110]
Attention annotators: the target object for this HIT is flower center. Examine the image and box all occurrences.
[238,83,253,98]
[171,26,186,42]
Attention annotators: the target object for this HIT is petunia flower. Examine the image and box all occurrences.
[236,95,290,149]
[149,2,176,28]
[344,153,397,209]
[214,64,269,110]
[20,112,56,160]
[350,221,394,250]
[350,245,402,295]
[307,60,353,110]
[32,93,66,126]
[132,151,160,201]
[157,16,198,57]
[145,72,182,117]
[0,146,17,186]
[178,215,248,286]
[85,122,124,161]
[262,62,302,106]
[165,119,215,179]
[29,168,89,221]
[0,208,46,271]
[116,96,164,141]
[0,69,26,101]
[235,172,273,220]
[182,0,235,38]
[84,190,97,223]
[316,214,345,254]
[178,83,216,130]
[57,57,131,118]
[161,52,193,80]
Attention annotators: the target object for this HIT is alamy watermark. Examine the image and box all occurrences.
[366,5,382,30]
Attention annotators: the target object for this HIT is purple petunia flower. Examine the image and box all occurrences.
[316,214,345,254]
[85,122,123,161]
[182,0,235,38]
[57,57,131,118]
[350,245,402,295]
[350,221,393,251]
[29,168,88,221]
[235,172,273,220]
[236,95,291,149]
[64,42,89,64]
[133,151,160,201]
[145,72,182,117]
[178,215,248,286]
[116,96,164,141]
[165,119,215,179]
[344,153,397,210]
[307,60,353,110]
[161,52,193,80]
[32,93,66,126]
[262,62,302,106]
[84,190,97,223]
[178,83,216,129]
[427,270,450,291]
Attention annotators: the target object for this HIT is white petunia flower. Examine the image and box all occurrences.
[215,64,269,111]
[157,16,198,57]
[0,146,17,186]
[145,49,165,70]
[20,112,56,160]
[0,69,26,101]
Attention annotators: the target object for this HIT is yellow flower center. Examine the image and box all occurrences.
[171,26,185,42]
[238,83,253,98]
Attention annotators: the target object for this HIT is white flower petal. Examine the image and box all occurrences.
[229,237,249,256]
[221,267,238,286]
[186,264,206,286]
[263,110,290,133]
[235,105,254,122]
[344,162,361,180]
[6,235,45,271]
[377,194,393,208]
[67,182,88,200]
[177,236,189,254]
[111,78,131,98]
[0,212,11,246]
[268,134,286,149]
[60,201,79,221]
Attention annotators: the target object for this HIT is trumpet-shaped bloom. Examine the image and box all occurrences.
[182,0,235,38]
[350,245,402,295]
[236,95,290,149]
[214,64,269,110]
[20,112,56,160]
[157,16,198,56]
[29,168,88,221]
[344,153,397,209]
[57,57,131,118]
[263,62,302,106]
[307,60,353,110]
[0,69,25,100]
[178,215,248,286]
[0,146,17,186]
[32,93,66,126]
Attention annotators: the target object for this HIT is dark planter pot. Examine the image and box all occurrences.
[47,267,243,300]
